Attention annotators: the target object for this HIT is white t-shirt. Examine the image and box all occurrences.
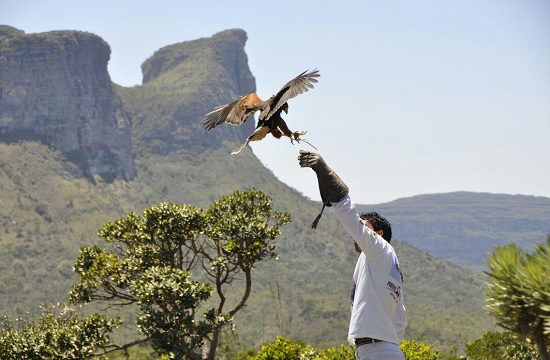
[332,195,407,345]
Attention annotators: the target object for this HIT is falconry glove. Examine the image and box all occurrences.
[298,150,349,229]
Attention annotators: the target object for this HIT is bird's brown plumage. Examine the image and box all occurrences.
[201,69,319,154]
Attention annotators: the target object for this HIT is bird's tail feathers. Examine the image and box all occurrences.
[231,139,250,155]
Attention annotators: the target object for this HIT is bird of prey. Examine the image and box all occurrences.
[201,69,319,154]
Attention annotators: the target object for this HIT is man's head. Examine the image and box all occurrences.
[360,212,392,243]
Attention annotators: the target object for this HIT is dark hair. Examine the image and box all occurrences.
[360,212,392,243]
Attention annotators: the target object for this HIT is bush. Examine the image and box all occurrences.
[400,339,439,360]
[315,344,355,360]
[465,331,539,360]
[0,304,119,359]
[250,337,315,360]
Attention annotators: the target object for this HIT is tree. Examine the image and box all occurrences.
[484,235,550,360]
[68,189,291,359]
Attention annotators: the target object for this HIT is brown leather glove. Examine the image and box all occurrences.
[298,150,349,228]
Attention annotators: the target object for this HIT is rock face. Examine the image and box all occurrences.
[0,26,135,181]
[124,29,257,154]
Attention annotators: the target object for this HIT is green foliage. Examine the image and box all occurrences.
[315,344,355,360]
[67,189,290,359]
[484,235,550,358]
[465,331,539,360]
[0,304,120,359]
[105,344,161,359]
[249,337,316,360]
[131,266,214,355]
[400,339,439,360]
[205,189,290,269]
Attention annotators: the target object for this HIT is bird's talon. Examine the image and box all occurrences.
[292,131,307,141]
[293,132,318,150]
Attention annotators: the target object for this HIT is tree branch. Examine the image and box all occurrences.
[227,268,251,317]
[94,336,150,357]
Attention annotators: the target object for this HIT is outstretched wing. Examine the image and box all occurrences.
[202,93,263,130]
[259,69,320,120]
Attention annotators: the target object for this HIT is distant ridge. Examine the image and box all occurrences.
[357,191,550,269]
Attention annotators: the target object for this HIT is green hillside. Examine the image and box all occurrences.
[0,29,499,355]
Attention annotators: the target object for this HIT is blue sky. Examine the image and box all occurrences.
[2,0,549,204]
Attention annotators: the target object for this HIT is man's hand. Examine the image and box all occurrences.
[298,150,327,172]
[297,150,348,204]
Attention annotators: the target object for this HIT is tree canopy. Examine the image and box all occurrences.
[67,188,290,359]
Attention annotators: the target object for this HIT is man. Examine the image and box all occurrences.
[298,150,407,360]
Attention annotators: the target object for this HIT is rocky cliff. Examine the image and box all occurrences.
[119,29,257,155]
[0,26,135,181]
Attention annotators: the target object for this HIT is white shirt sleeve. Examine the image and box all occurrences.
[332,195,389,258]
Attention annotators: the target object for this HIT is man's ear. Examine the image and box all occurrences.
[376,229,384,237]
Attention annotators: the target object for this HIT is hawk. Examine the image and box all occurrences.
[202,69,319,154]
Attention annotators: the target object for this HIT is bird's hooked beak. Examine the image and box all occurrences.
[282,103,289,114]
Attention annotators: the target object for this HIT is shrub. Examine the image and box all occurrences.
[465,331,539,360]
[400,339,439,360]
[250,336,315,360]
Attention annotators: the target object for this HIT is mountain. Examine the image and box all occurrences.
[357,192,550,270]
[121,28,256,156]
[0,26,520,354]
